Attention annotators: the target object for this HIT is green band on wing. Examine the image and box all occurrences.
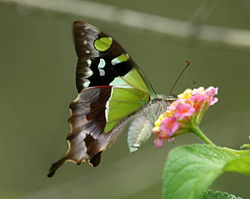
[104,87,150,133]
[94,37,113,52]
[109,68,156,98]
[111,53,129,65]
[123,68,156,98]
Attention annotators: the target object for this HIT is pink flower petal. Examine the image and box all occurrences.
[206,87,218,96]
[167,138,174,142]
[205,87,218,105]
[154,138,164,148]
[174,102,195,120]
[160,117,180,136]
[190,93,208,111]
[210,97,218,105]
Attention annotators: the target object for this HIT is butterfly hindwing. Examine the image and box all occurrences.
[48,21,156,177]
[48,86,150,177]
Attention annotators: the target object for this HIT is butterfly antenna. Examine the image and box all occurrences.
[169,60,191,95]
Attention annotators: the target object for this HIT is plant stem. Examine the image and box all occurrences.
[190,125,216,146]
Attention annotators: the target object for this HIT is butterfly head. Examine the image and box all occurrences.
[156,94,177,102]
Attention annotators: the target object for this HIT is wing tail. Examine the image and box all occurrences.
[47,156,67,177]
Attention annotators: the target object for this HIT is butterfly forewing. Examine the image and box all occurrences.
[73,21,156,97]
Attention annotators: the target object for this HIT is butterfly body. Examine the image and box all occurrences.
[48,21,172,177]
[126,98,169,152]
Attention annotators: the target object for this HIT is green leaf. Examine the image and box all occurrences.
[241,144,250,149]
[240,136,250,149]
[163,144,250,199]
[203,190,243,199]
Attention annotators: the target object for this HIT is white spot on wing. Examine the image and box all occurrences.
[83,40,87,44]
[85,68,93,78]
[98,59,105,68]
[85,50,90,54]
[86,59,92,66]
[99,69,105,76]
[83,79,90,87]
[98,59,106,76]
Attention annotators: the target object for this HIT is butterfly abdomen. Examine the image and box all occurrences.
[127,99,169,152]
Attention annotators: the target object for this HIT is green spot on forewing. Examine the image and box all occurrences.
[111,53,129,65]
[94,37,113,52]
[117,53,129,62]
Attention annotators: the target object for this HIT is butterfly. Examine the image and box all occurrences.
[47,21,174,177]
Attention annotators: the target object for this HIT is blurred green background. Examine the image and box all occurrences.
[0,0,250,198]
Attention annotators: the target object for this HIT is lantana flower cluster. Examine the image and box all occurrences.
[153,87,218,148]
